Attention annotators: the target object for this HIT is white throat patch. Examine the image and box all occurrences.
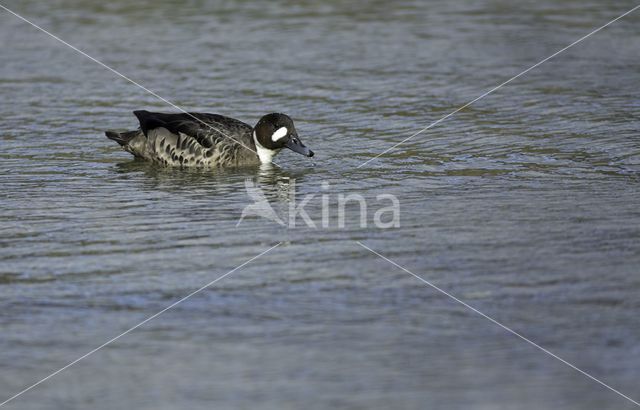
[271,127,288,142]
[253,131,280,164]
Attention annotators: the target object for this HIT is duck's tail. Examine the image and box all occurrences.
[105,130,138,147]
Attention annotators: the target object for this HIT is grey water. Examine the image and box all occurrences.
[1,0,640,409]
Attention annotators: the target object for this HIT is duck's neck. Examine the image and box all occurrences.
[253,131,279,164]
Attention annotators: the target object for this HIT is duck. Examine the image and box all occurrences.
[105,111,314,167]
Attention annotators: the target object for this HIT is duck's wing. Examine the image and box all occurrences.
[134,110,252,148]
[132,111,255,166]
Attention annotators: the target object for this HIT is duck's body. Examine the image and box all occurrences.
[106,111,313,167]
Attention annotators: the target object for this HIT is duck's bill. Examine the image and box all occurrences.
[285,139,314,157]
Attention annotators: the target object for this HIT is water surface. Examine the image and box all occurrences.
[1,1,640,409]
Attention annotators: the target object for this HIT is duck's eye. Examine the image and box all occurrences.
[271,127,288,142]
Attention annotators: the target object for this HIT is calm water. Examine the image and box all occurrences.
[1,1,640,409]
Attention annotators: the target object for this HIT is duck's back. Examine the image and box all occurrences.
[106,111,259,167]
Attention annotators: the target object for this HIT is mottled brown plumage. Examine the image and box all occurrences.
[106,111,314,167]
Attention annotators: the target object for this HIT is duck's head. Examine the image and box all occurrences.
[253,113,314,164]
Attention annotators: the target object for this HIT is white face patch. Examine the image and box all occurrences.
[271,127,288,143]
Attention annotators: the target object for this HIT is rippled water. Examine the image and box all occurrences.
[1,1,640,409]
